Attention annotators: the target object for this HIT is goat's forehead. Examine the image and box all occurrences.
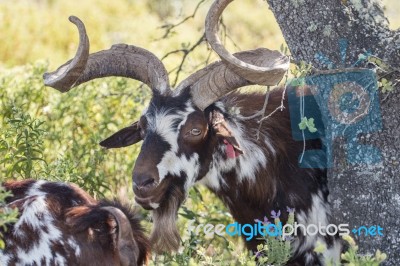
[144,101,196,132]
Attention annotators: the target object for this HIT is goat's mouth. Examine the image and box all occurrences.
[133,178,172,210]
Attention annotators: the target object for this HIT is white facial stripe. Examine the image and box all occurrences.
[148,111,180,152]
[157,151,200,189]
[145,101,200,194]
[146,102,195,153]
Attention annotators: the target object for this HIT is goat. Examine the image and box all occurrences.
[43,0,341,264]
[0,179,150,266]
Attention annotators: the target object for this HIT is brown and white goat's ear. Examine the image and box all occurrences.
[4,195,38,212]
[67,206,143,265]
[101,207,140,266]
[208,109,243,158]
[100,121,142,149]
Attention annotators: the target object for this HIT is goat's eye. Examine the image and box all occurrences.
[190,128,201,136]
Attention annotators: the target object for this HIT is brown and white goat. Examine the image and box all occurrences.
[0,180,150,266]
[43,0,341,264]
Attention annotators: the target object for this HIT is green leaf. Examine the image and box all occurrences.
[307,118,317,133]
[299,117,318,133]
[298,117,308,130]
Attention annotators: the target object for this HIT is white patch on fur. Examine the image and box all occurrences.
[26,180,47,197]
[148,101,201,193]
[6,182,77,265]
[294,192,340,264]
[67,237,81,257]
[13,195,50,234]
[198,163,221,191]
[149,110,181,152]
[0,252,10,266]
[323,240,341,266]
[149,202,160,209]
[157,151,200,192]
[177,103,195,132]
[264,138,276,157]
[13,195,65,265]
[213,102,226,112]
[147,101,195,153]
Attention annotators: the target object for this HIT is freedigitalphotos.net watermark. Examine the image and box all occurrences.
[187,209,384,241]
[187,220,384,241]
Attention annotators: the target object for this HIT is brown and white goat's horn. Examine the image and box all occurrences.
[43,16,170,94]
[182,0,289,110]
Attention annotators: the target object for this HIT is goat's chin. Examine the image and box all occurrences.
[150,185,185,253]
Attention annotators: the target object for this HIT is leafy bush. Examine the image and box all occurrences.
[1,63,152,192]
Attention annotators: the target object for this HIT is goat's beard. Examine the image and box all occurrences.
[150,184,185,253]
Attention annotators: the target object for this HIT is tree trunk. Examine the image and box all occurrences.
[266,0,400,264]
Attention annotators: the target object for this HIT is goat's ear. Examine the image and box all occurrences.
[208,109,244,158]
[100,121,142,149]
[67,206,144,265]
[4,195,38,212]
[101,207,142,266]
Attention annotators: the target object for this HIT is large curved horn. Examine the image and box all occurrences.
[178,0,289,110]
[206,0,289,84]
[43,16,170,94]
[183,49,288,110]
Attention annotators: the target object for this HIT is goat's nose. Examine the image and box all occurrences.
[133,174,155,189]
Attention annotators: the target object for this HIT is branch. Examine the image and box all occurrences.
[161,34,206,87]
[157,0,207,40]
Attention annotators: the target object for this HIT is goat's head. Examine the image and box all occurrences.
[1,180,150,265]
[43,0,289,252]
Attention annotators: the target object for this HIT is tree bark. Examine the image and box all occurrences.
[266,0,400,264]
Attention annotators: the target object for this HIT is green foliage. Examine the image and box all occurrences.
[299,117,317,133]
[1,107,47,178]
[340,235,387,266]
[279,44,289,56]
[252,212,293,266]
[378,78,394,93]
[357,54,397,94]
[0,62,148,198]
[291,61,313,79]
[314,235,387,266]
